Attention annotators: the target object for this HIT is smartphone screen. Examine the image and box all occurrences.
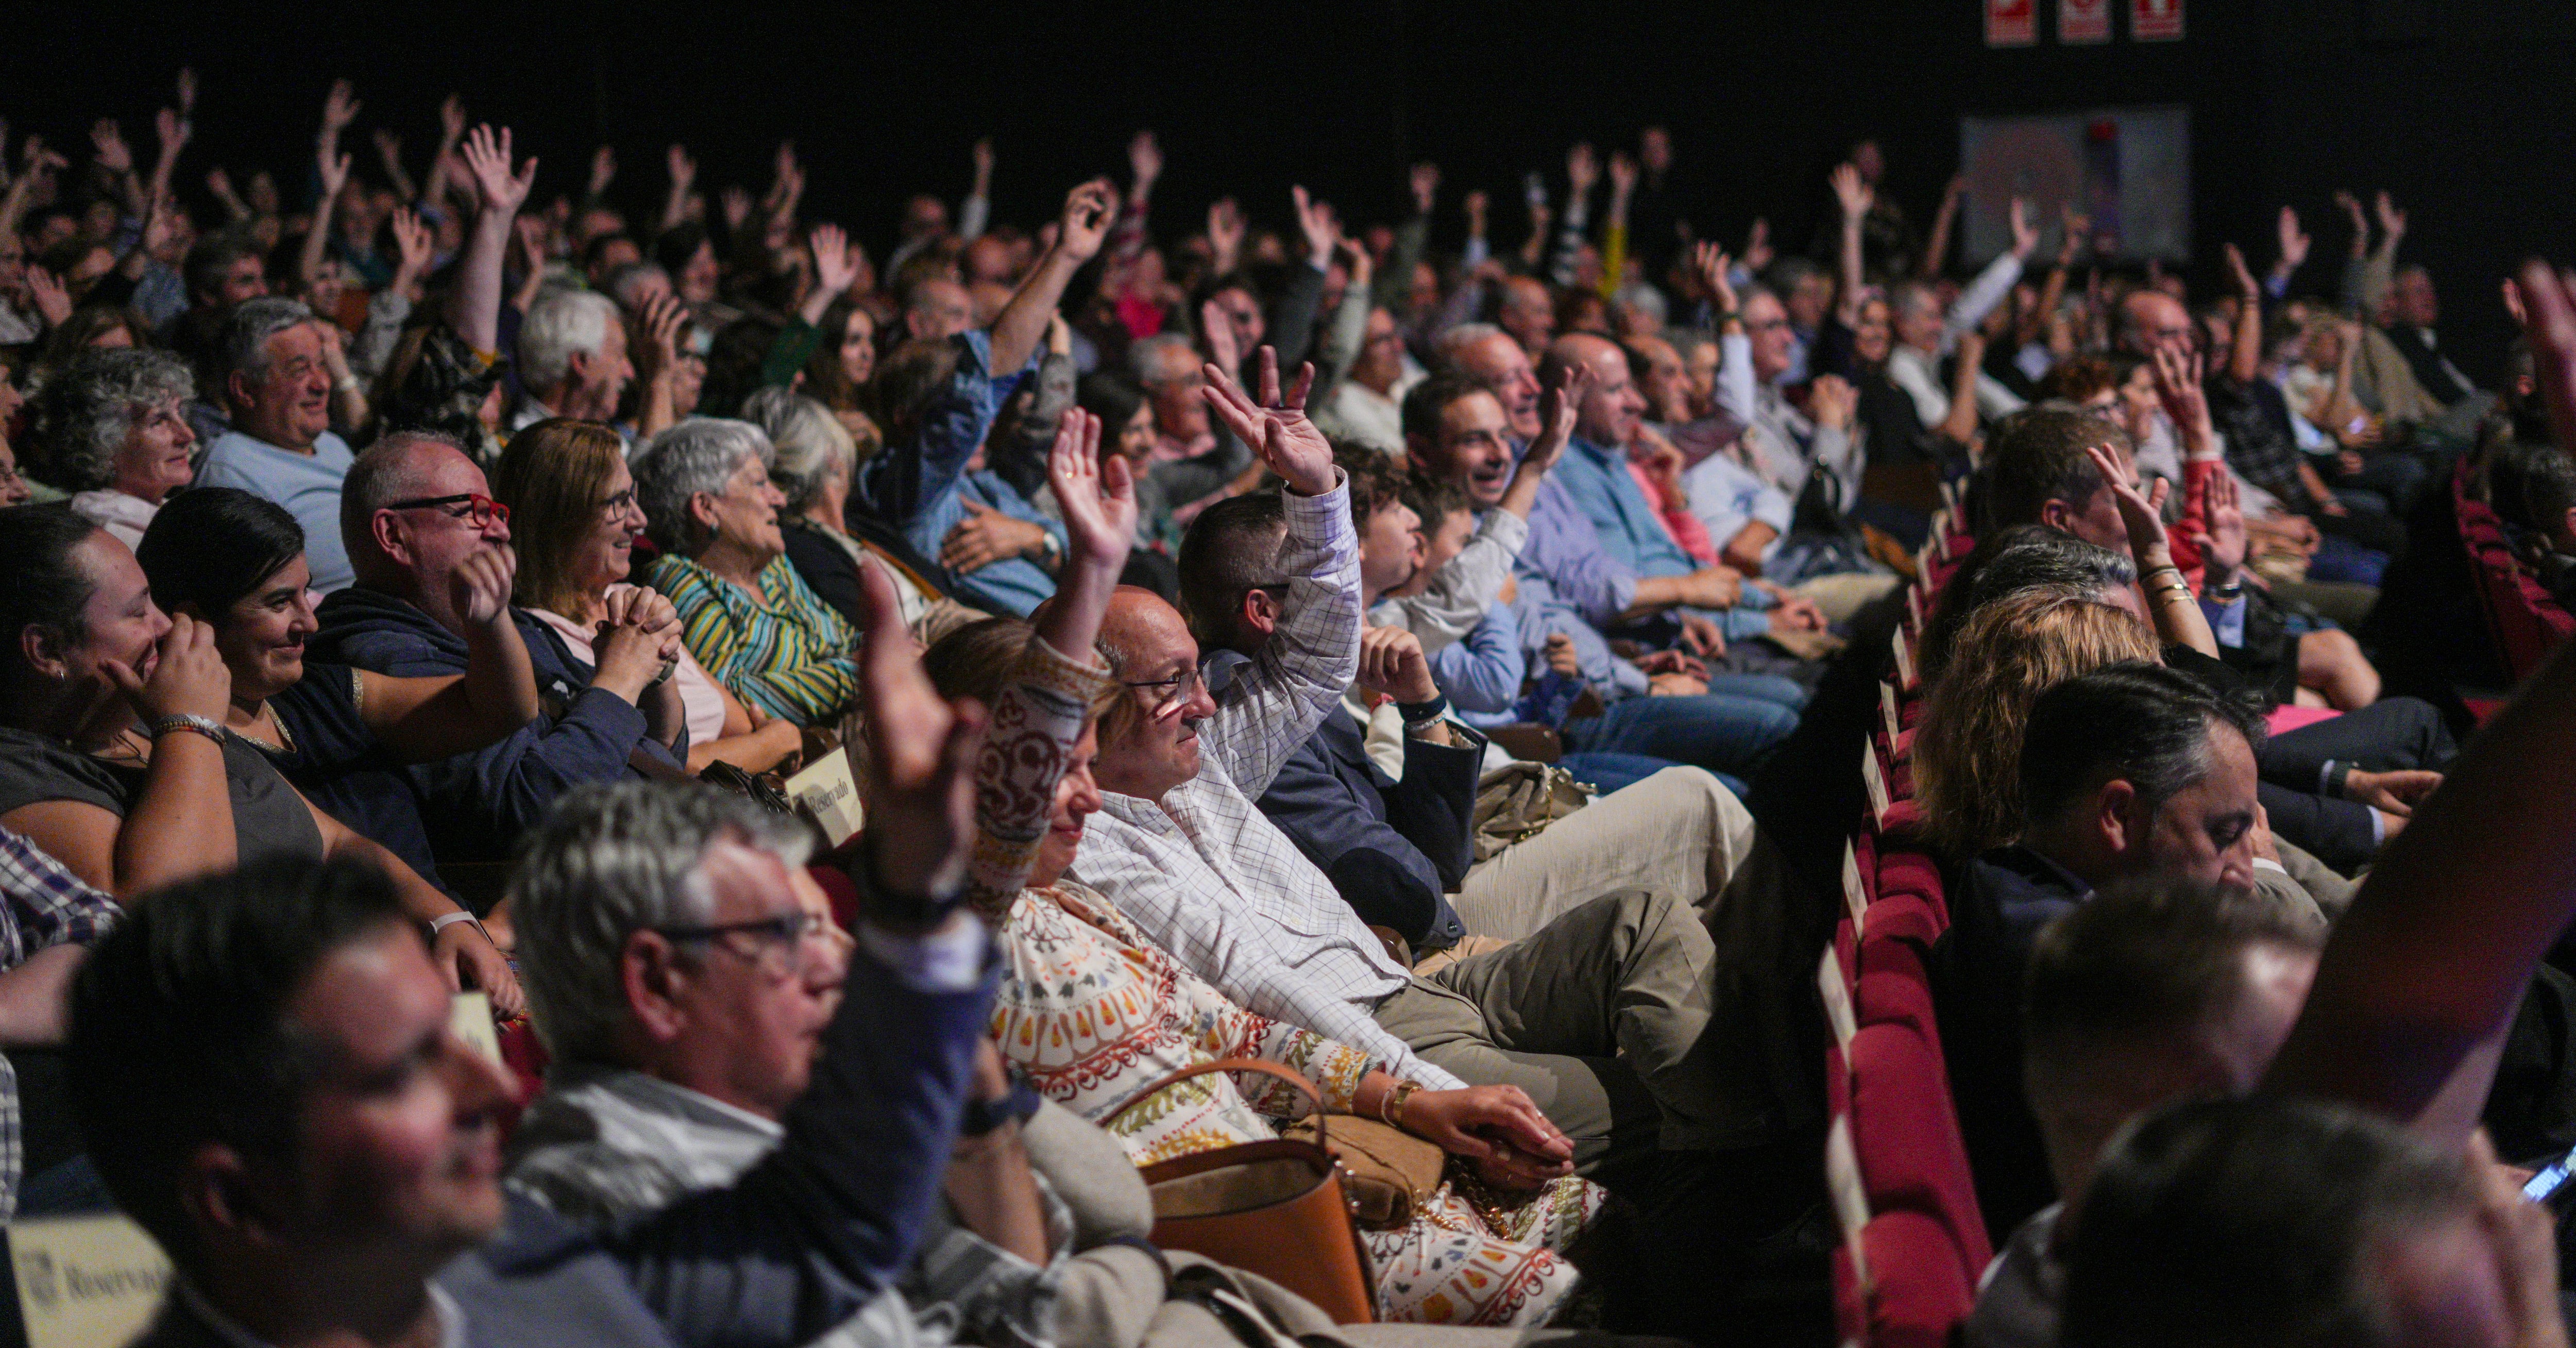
[2523,1150,2576,1204]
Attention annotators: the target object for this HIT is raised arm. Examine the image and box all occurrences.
[300,134,352,294]
[1831,163,1872,328]
[361,547,539,761]
[450,124,536,356]
[418,95,466,216]
[2263,261,2576,1140]
[1918,174,1964,281]
[2224,244,2264,386]
[988,179,1114,377]
[2085,435,2218,658]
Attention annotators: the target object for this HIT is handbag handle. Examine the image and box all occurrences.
[1101,1057,1330,1151]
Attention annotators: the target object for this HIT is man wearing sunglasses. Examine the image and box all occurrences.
[311,431,693,885]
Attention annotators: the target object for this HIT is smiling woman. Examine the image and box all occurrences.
[29,347,199,549]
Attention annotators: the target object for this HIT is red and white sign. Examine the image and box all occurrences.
[2060,0,2111,43]
[2131,0,2184,40]
[1986,0,2037,46]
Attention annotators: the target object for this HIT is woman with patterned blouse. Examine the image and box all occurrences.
[925,394,1607,1328]
[633,416,860,726]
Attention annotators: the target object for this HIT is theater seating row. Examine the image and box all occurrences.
[2454,456,2574,686]
[1823,503,1991,1348]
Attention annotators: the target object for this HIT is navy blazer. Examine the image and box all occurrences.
[1257,709,1481,953]
[129,899,996,1348]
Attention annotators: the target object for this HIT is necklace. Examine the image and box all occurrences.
[231,703,297,757]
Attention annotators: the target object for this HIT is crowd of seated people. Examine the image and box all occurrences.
[1,63,2572,1348]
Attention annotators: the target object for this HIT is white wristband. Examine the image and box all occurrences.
[429,910,485,939]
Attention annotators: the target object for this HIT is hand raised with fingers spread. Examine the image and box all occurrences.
[1291,184,1336,265]
[461,124,536,218]
[1831,162,1873,223]
[91,119,132,174]
[2202,464,2249,580]
[1199,297,1243,380]
[1742,217,1775,274]
[1047,407,1138,574]
[1565,142,1597,193]
[2084,440,2172,565]
[2374,190,2406,239]
[809,223,859,298]
[1691,240,1738,313]
[2276,206,2311,273]
[2225,243,2261,300]
[853,553,986,907]
[1126,129,1162,188]
[2151,344,2214,451]
[320,79,361,134]
[25,267,71,329]
[157,107,192,156]
[2009,197,2040,259]
[1206,197,1244,264]
[1201,346,1334,496]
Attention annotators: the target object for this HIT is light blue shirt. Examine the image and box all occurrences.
[199,428,358,593]
[1549,436,1771,642]
[1681,449,1794,567]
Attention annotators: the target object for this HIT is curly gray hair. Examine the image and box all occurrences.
[506,781,815,1063]
[740,386,854,517]
[28,348,197,493]
[632,416,774,557]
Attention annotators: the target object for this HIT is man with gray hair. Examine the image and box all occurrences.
[508,781,1191,1348]
[311,430,690,883]
[198,296,361,591]
[1129,331,1211,462]
[28,347,199,548]
[516,287,633,430]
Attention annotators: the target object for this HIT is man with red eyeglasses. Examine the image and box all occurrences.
[308,430,693,901]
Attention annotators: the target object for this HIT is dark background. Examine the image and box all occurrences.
[6,0,2571,381]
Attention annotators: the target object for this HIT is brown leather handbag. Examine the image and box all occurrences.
[1103,1058,1377,1324]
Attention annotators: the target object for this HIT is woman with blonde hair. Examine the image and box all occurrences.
[492,417,805,773]
[1913,589,2161,859]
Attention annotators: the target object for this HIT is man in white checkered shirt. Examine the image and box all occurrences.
[1069,350,1749,1173]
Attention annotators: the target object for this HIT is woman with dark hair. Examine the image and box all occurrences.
[493,418,802,774]
[132,488,530,1008]
[0,505,521,1010]
[796,293,883,454]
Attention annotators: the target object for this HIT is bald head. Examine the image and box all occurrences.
[2120,290,2193,357]
[342,433,503,613]
[1544,333,1645,446]
[1499,275,1555,357]
[1448,329,1544,439]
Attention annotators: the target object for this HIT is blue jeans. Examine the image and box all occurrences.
[1557,751,1741,797]
[1563,691,1801,780]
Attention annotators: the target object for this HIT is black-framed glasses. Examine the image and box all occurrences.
[652,911,831,972]
[598,487,640,522]
[385,493,511,528]
[1122,666,1208,718]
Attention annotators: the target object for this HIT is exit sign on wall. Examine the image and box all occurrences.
[2060,0,2111,43]
[2132,0,2184,40]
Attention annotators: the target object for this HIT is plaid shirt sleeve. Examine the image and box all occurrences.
[0,827,120,971]
[1198,476,1363,800]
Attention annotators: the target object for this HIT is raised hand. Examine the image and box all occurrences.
[1200,346,1334,496]
[1691,240,1738,313]
[373,126,403,166]
[320,79,361,136]
[176,67,197,116]
[852,551,987,907]
[970,136,995,187]
[1831,162,1873,223]
[105,612,232,724]
[1053,178,1117,265]
[1206,196,1244,269]
[1290,184,1336,265]
[2505,277,2528,330]
[2276,206,2311,273]
[2060,203,2093,263]
[2224,242,2261,299]
[448,545,520,630]
[665,142,696,194]
[1127,130,1162,189]
[1606,150,1639,199]
[316,141,352,204]
[439,94,468,144]
[719,184,752,232]
[156,107,192,157]
[809,223,859,298]
[460,124,536,218]
[587,144,616,199]
[1565,142,1598,194]
[1046,407,1138,572]
[390,207,432,275]
[2374,190,2406,239]
[2009,196,2039,259]
[1524,358,1589,477]
[1409,161,1439,215]
[2202,463,2249,581]
[1742,216,1775,275]
[1357,627,1440,705]
[2150,344,2214,450]
[2518,261,2576,474]
[633,291,686,384]
[1463,189,1489,236]
[1199,297,1243,380]
[26,265,71,328]
[2083,440,2172,564]
[91,119,132,174]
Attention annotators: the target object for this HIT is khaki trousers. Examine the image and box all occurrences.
[1452,767,1754,942]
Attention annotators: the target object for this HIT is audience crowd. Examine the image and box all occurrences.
[1,69,2572,1348]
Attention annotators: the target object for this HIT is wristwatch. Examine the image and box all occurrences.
[1396,695,1450,724]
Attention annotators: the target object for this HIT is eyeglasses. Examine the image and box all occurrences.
[1122,666,1208,718]
[385,493,511,528]
[653,910,835,975]
[598,487,640,522]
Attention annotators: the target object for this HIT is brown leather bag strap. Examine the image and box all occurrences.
[1101,1057,1329,1149]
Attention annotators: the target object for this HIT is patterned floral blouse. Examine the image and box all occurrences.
[643,552,857,727]
[967,633,1601,1327]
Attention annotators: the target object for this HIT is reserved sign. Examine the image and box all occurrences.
[9,1213,172,1348]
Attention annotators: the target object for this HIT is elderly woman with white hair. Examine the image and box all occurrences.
[29,348,201,548]
[635,416,859,726]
